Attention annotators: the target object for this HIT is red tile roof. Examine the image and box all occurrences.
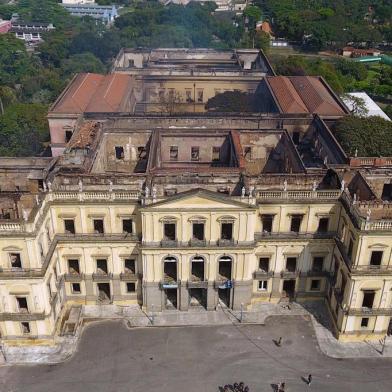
[50,73,133,114]
[267,76,346,116]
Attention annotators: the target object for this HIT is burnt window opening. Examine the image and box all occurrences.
[192,223,204,240]
[218,257,232,280]
[21,322,30,334]
[185,89,193,103]
[126,282,136,293]
[124,259,136,274]
[290,215,303,233]
[212,147,220,162]
[312,256,324,272]
[122,219,133,234]
[164,223,176,241]
[170,146,178,161]
[221,223,233,240]
[93,219,104,234]
[317,218,329,233]
[292,131,300,145]
[361,317,369,327]
[362,291,375,308]
[37,179,44,190]
[191,146,200,161]
[64,219,75,234]
[261,215,274,233]
[370,251,383,266]
[244,146,252,160]
[10,253,22,269]
[310,279,321,291]
[164,258,177,281]
[96,259,108,274]
[16,297,28,312]
[341,274,347,293]
[72,283,81,294]
[381,184,392,201]
[68,259,80,274]
[347,238,354,260]
[259,257,270,271]
[138,146,147,159]
[97,283,111,302]
[65,130,73,143]
[197,89,204,103]
[286,257,297,272]
[115,146,124,160]
[191,257,204,281]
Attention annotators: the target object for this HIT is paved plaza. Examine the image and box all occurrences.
[1,316,391,392]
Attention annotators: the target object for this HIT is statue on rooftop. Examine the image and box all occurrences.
[283,180,287,192]
[78,179,83,193]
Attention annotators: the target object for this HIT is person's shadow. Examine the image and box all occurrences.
[301,376,309,384]
[272,339,282,347]
[270,383,280,391]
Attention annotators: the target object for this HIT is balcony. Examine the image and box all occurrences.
[217,239,237,247]
[350,265,392,275]
[189,239,207,247]
[120,272,139,281]
[0,267,42,279]
[301,270,332,278]
[0,311,46,321]
[92,272,113,281]
[346,307,392,316]
[255,231,337,241]
[160,276,178,288]
[253,270,274,279]
[280,270,299,279]
[160,240,178,248]
[187,280,208,289]
[64,273,84,282]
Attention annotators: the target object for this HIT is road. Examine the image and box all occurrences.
[0,316,391,392]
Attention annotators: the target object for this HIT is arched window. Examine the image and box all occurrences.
[190,256,205,281]
[163,256,177,282]
[218,256,232,280]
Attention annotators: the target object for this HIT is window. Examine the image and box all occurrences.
[362,291,375,308]
[197,89,204,103]
[124,259,136,274]
[185,89,193,103]
[170,146,178,161]
[310,279,321,291]
[317,218,329,233]
[115,146,124,159]
[93,219,104,234]
[312,257,324,272]
[64,219,75,234]
[191,146,200,161]
[259,257,269,272]
[381,184,392,201]
[122,219,133,234]
[191,256,204,281]
[192,223,204,241]
[138,146,147,159]
[71,283,81,294]
[65,130,73,143]
[163,257,177,281]
[286,257,297,272]
[290,215,303,233]
[292,131,300,145]
[347,238,354,260]
[212,147,220,161]
[68,259,80,274]
[164,223,176,241]
[258,280,268,291]
[361,317,369,328]
[261,215,274,233]
[218,256,232,280]
[9,253,22,269]
[21,322,30,334]
[370,251,383,266]
[221,223,233,240]
[158,89,165,100]
[16,297,28,313]
[126,282,136,293]
[244,146,252,160]
[96,259,108,274]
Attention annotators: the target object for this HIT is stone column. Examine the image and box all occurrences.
[112,276,122,301]
[270,276,281,299]
[179,281,189,311]
[232,280,252,310]
[207,282,217,310]
[144,282,163,312]
[85,276,96,302]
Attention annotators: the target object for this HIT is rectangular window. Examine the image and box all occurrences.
[158,89,165,100]
[93,219,104,234]
[197,89,204,103]
[185,89,193,103]
[221,223,233,240]
[286,257,297,272]
[191,146,200,161]
[138,146,147,159]
[64,219,75,234]
[361,317,369,327]
[124,259,136,274]
[21,322,30,334]
[258,280,268,291]
[9,253,22,269]
[170,146,178,161]
[347,238,354,259]
[96,259,108,274]
[115,146,124,159]
[362,291,375,308]
[312,257,324,272]
[122,219,133,234]
[164,223,176,241]
[261,215,274,233]
[370,251,383,266]
[192,223,204,240]
[65,130,73,143]
[212,147,220,162]
[317,218,329,233]
[71,283,81,294]
[259,257,269,272]
[16,297,28,313]
[290,215,303,233]
[310,279,321,291]
[126,282,136,293]
[244,146,252,160]
[68,259,80,274]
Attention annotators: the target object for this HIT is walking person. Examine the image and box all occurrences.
[307,374,312,386]
[280,382,285,391]
[277,337,282,346]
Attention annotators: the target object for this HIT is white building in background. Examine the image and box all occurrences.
[343,92,391,121]
[62,0,95,4]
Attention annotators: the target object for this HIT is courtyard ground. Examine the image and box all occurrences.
[0,316,391,392]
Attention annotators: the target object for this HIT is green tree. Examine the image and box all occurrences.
[205,91,256,112]
[254,31,270,52]
[61,52,106,76]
